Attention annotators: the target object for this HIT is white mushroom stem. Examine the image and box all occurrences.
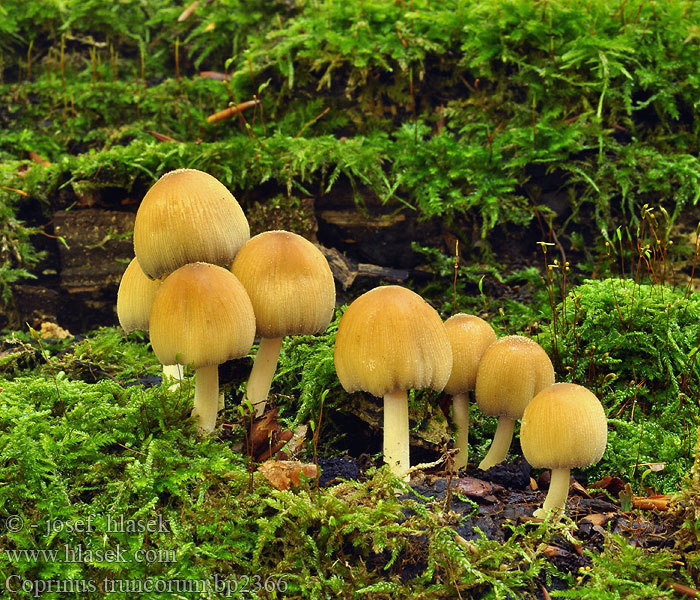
[162,363,183,391]
[478,416,516,471]
[533,467,571,519]
[245,336,283,417]
[192,365,220,434]
[383,389,410,481]
[452,392,470,471]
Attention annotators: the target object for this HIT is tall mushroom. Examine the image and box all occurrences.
[334,285,452,480]
[443,313,497,470]
[520,382,608,519]
[230,230,336,417]
[475,335,554,471]
[133,168,250,280]
[149,262,255,434]
[116,258,182,385]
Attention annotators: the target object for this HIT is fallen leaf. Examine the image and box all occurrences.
[570,480,592,498]
[588,476,627,497]
[453,476,503,502]
[579,513,613,527]
[276,424,308,460]
[258,460,318,491]
[541,544,572,559]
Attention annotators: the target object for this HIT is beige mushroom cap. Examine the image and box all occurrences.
[520,382,608,469]
[334,285,453,398]
[443,313,497,395]
[475,335,554,420]
[149,262,255,369]
[116,258,162,333]
[134,168,250,279]
[230,230,336,338]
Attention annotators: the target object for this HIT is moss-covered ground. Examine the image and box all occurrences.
[2,0,700,597]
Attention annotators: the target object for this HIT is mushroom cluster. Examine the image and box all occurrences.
[117,169,609,519]
[117,169,335,434]
[331,288,607,519]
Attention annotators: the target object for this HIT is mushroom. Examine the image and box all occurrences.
[148,262,255,434]
[334,285,452,479]
[116,258,183,386]
[520,382,608,519]
[230,230,336,417]
[475,335,554,471]
[443,313,497,470]
[133,168,250,280]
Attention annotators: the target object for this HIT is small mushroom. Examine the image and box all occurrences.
[230,230,336,416]
[116,258,182,385]
[334,285,452,479]
[149,262,255,434]
[133,168,250,280]
[475,335,554,471]
[520,382,608,519]
[443,313,497,470]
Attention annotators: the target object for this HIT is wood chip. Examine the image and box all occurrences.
[632,495,672,511]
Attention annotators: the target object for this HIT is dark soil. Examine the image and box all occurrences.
[315,453,680,594]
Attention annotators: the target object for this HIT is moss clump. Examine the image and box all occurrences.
[540,278,700,492]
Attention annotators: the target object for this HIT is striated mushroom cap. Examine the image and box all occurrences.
[334,285,452,398]
[475,335,554,420]
[231,230,336,338]
[134,168,249,279]
[149,262,255,369]
[116,257,162,333]
[443,313,497,396]
[520,382,608,469]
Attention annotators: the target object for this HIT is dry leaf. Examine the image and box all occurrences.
[541,544,572,559]
[579,513,613,527]
[453,476,503,502]
[258,460,318,491]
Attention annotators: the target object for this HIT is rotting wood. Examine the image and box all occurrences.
[317,245,409,290]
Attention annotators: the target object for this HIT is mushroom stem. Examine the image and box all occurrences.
[245,336,283,417]
[478,416,516,471]
[452,392,470,471]
[192,364,220,434]
[162,363,183,391]
[383,389,410,481]
[533,467,571,519]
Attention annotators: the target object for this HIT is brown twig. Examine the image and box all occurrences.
[206,99,261,124]
[666,581,700,598]
[146,130,181,143]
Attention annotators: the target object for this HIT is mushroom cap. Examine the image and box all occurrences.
[116,258,162,333]
[443,313,497,395]
[520,382,608,469]
[230,230,336,338]
[475,335,554,419]
[334,285,453,397]
[134,168,250,279]
[149,262,255,369]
